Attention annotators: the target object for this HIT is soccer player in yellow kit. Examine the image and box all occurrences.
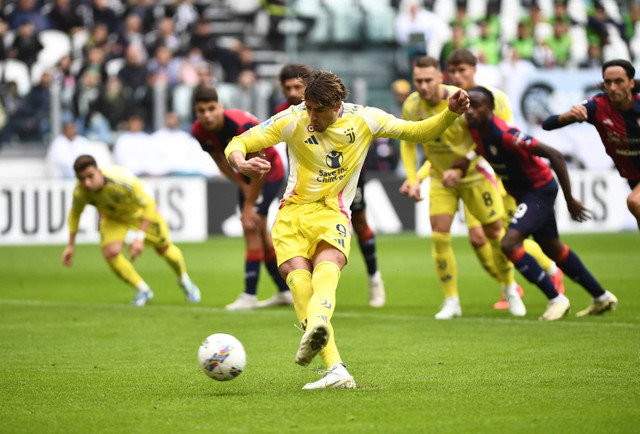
[62,155,201,306]
[445,49,565,309]
[225,70,469,389]
[399,56,526,319]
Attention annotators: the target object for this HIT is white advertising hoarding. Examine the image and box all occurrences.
[0,177,207,245]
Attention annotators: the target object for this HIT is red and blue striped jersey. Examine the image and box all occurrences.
[192,109,284,182]
[468,115,553,199]
[583,92,640,181]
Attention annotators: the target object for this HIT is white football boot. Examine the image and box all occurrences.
[255,291,294,308]
[179,276,201,303]
[576,292,618,317]
[295,321,330,367]
[302,364,356,390]
[368,270,386,308]
[504,285,526,317]
[225,293,257,311]
[539,296,571,321]
[435,298,462,319]
[131,289,153,306]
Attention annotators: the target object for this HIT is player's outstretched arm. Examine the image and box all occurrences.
[542,104,588,130]
[228,150,271,179]
[448,89,470,114]
[534,142,592,222]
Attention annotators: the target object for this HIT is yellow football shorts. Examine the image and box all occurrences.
[464,178,515,229]
[99,208,171,249]
[272,201,352,266]
[429,175,504,226]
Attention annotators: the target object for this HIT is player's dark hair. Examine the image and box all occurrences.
[468,85,495,109]
[73,154,97,174]
[412,56,441,70]
[446,49,477,67]
[303,70,349,109]
[193,86,219,104]
[279,63,312,86]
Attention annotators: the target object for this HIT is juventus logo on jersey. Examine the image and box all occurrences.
[304,135,319,145]
[345,128,355,143]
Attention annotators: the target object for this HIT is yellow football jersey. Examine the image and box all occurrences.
[487,85,513,122]
[225,102,459,214]
[401,84,491,184]
[68,165,156,233]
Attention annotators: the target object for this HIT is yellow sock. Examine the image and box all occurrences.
[432,232,457,298]
[523,238,553,273]
[160,244,187,276]
[286,269,313,328]
[487,234,515,287]
[473,241,500,282]
[106,253,143,288]
[310,261,341,367]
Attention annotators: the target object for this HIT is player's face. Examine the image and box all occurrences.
[305,99,340,133]
[195,101,224,130]
[76,166,105,192]
[447,63,476,90]
[412,66,442,105]
[282,78,305,105]
[603,66,635,108]
[465,90,492,129]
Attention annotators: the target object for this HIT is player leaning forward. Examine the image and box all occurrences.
[62,155,201,306]
[225,70,469,389]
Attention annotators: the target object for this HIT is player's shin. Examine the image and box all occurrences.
[307,261,339,328]
[106,253,143,288]
[160,243,187,276]
[523,239,553,273]
[473,241,500,282]
[432,232,458,297]
[488,234,515,288]
[286,269,313,327]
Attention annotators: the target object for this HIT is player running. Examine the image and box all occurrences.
[542,58,640,230]
[445,49,565,309]
[400,56,525,319]
[448,86,617,320]
[274,63,386,307]
[62,155,201,306]
[225,70,469,389]
[192,86,292,311]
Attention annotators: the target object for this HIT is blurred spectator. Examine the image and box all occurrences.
[47,0,85,35]
[0,18,8,60]
[93,76,129,134]
[146,16,182,56]
[395,0,439,60]
[72,69,111,144]
[86,0,121,35]
[440,23,468,70]
[173,0,199,34]
[579,42,603,69]
[118,13,146,54]
[8,0,50,32]
[150,111,217,177]
[228,69,258,113]
[76,45,108,84]
[508,20,536,63]
[543,19,572,67]
[8,19,43,70]
[187,19,219,61]
[472,18,501,65]
[586,2,625,48]
[83,22,116,58]
[0,97,6,146]
[117,42,150,120]
[3,71,52,143]
[549,0,576,27]
[45,120,93,178]
[147,44,182,91]
[389,78,411,117]
[113,112,154,176]
[52,54,77,115]
[178,48,209,86]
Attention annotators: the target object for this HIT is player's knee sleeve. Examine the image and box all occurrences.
[106,253,142,287]
[286,269,313,326]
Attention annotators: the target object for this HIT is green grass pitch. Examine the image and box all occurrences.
[1,232,638,433]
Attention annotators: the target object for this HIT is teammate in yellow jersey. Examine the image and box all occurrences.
[399,56,525,319]
[445,49,565,309]
[62,155,201,306]
[225,70,469,389]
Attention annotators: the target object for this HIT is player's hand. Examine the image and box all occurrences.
[408,182,423,202]
[237,157,271,180]
[128,239,144,261]
[568,104,588,122]
[241,205,261,232]
[399,180,410,196]
[447,89,470,114]
[442,169,462,188]
[566,197,593,222]
[62,245,74,267]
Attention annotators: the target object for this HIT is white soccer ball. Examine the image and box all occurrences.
[198,333,246,381]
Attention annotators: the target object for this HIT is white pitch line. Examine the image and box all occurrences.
[1,298,638,329]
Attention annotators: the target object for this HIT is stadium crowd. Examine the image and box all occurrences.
[0,0,637,170]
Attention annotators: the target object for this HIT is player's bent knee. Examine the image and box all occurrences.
[627,193,640,217]
[102,242,123,259]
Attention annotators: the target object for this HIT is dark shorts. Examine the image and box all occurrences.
[629,178,639,190]
[350,173,366,214]
[239,176,284,216]
[509,179,559,241]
